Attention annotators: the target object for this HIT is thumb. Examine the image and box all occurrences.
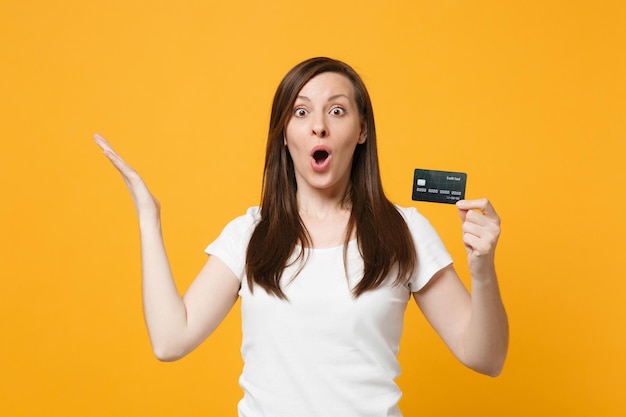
[456,200,469,223]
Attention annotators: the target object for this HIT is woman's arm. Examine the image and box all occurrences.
[413,198,508,376]
[94,134,240,361]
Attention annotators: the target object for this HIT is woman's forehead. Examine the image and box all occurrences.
[297,72,355,100]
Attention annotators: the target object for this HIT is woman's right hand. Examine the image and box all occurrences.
[94,133,240,361]
[93,134,160,221]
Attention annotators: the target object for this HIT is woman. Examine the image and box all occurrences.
[94,57,508,416]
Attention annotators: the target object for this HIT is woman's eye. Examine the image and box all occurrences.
[330,107,345,116]
[294,108,307,117]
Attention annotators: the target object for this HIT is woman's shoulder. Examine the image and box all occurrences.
[219,206,261,236]
[241,206,261,222]
[393,204,438,231]
[234,205,261,224]
[394,204,420,220]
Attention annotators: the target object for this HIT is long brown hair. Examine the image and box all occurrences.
[245,57,416,298]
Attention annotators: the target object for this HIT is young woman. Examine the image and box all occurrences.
[94,57,508,416]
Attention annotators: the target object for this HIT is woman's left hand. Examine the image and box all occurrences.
[456,198,501,280]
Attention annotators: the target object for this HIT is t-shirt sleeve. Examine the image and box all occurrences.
[204,207,260,282]
[400,206,454,292]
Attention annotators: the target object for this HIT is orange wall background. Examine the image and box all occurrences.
[1,1,625,416]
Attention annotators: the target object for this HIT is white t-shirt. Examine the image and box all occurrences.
[205,206,452,417]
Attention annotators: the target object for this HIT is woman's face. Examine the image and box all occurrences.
[284,72,367,198]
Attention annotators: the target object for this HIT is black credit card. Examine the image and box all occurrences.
[412,169,467,204]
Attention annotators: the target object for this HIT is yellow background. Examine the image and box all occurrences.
[1,1,625,415]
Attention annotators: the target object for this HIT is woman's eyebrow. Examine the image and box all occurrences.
[328,94,350,101]
[295,94,351,102]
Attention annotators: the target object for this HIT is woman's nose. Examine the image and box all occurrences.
[312,115,328,138]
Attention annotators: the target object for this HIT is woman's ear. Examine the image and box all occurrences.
[358,122,367,144]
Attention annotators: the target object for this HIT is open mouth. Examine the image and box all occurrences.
[312,149,329,165]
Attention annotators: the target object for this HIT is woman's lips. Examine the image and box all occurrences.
[310,145,332,172]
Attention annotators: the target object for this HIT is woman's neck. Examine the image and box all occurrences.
[297,189,350,219]
[296,188,354,249]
